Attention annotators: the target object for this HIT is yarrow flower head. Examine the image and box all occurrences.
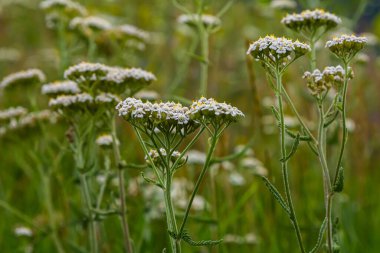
[326,34,367,62]
[0,107,28,123]
[0,69,46,90]
[112,24,151,43]
[70,16,112,36]
[177,14,221,30]
[64,62,110,85]
[188,97,245,125]
[247,36,310,71]
[41,80,80,97]
[116,98,198,136]
[103,67,156,94]
[270,0,297,10]
[49,93,94,111]
[96,134,116,148]
[302,65,353,96]
[40,0,87,17]
[282,9,341,34]
[6,110,59,135]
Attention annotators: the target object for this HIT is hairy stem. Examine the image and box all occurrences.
[276,71,305,253]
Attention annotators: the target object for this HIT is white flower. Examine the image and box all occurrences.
[96,134,114,147]
[178,14,221,29]
[0,107,27,121]
[229,171,246,186]
[114,24,150,42]
[40,0,87,16]
[95,93,120,104]
[49,93,93,108]
[70,16,112,32]
[14,226,33,237]
[0,69,46,89]
[281,9,341,32]
[41,80,80,96]
[186,150,206,165]
[326,34,367,60]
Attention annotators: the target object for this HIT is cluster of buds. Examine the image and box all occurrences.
[282,9,341,34]
[116,98,198,136]
[41,80,80,97]
[326,34,367,62]
[0,69,46,90]
[177,14,221,31]
[145,148,184,168]
[188,97,245,126]
[303,65,353,96]
[247,36,310,72]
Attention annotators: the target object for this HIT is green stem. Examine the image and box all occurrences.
[111,118,134,253]
[276,71,305,253]
[88,37,97,62]
[79,173,98,253]
[199,29,209,96]
[310,38,317,70]
[58,19,68,76]
[178,133,218,236]
[317,103,333,253]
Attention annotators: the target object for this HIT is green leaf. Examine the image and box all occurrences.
[280,133,300,162]
[261,177,290,215]
[141,172,164,189]
[309,218,327,253]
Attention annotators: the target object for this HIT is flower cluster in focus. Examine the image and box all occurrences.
[326,34,368,61]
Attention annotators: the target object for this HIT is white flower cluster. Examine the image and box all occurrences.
[326,35,367,60]
[178,14,221,29]
[64,62,109,82]
[281,9,341,32]
[0,107,27,121]
[95,93,121,104]
[116,98,191,126]
[114,24,150,42]
[145,148,181,164]
[0,69,46,89]
[41,80,80,96]
[40,0,87,16]
[104,67,156,86]
[247,36,310,64]
[49,93,93,108]
[7,110,59,132]
[303,65,352,95]
[270,0,297,10]
[96,134,113,147]
[70,16,112,32]
[14,226,33,237]
[188,97,245,123]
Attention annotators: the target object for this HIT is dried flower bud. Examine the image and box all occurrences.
[0,69,46,90]
[326,34,367,62]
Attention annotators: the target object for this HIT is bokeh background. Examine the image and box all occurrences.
[0,0,379,252]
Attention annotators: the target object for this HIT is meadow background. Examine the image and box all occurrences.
[0,0,380,252]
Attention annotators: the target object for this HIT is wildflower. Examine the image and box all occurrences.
[247,36,310,71]
[96,134,115,148]
[270,0,297,10]
[188,97,245,125]
[64,62,110,85]
[40,0,87,17]
[325,34,367,62]
[7,110,59,133]
[303,65,353,96]
[0,107,28,122]
[14,226,33,237]
[282,9,341,34]
[70,16,112,35]
[112,24,150,42]
[41,80,80,96]
[145,148,182,166]
[0,69,46,90]
[229,171,246,186]
[48,93,93,110]
[186,150,206,165]
[177,14,221,30]
[95,93,121,107]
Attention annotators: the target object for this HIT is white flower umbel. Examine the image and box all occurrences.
[178,14,221,30]
[0,47,21,62]
[95,93,121,106]
[96,134,114,147]
[42,80,80,96]
[70,16,112,32]
[247,36,310,72]
[282,9,341,34]
[134,90,160,101]
[8,110,59,132]
[14,226,33,237]
[0,69,46,90]
[64,62,110,84]
[326,34,367,62]
[145,148,181,165]
[40,0,87,16]
[49,93,93,109]
[188,97,245,124]
[114,24,150,42]
[270,0,297,10]
[0,107,27,122]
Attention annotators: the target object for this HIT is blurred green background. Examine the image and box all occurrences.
[0,0,379,252]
